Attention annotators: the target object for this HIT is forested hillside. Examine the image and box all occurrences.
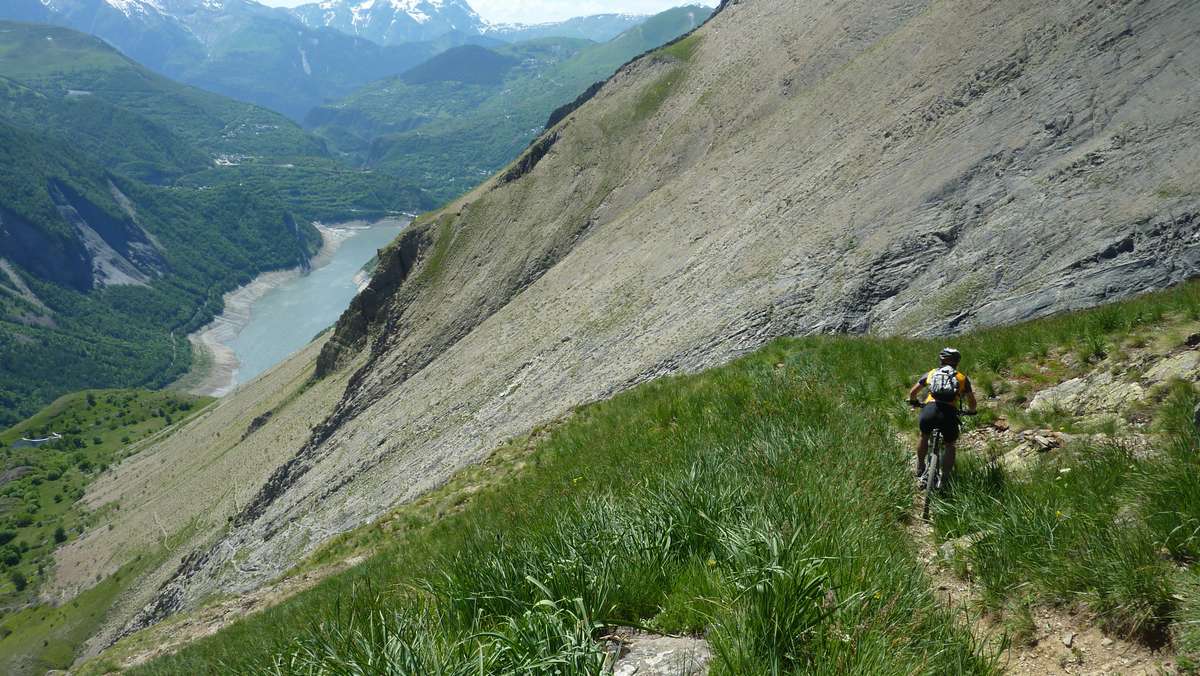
[0,120,317,426]
[0,21,426,425]
[309,5,712,203]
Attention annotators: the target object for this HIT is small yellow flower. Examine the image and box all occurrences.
[706,558,717,567]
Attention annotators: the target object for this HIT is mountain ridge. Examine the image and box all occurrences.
[289,0,485,45]
[288,0,669,45]
[0,0,486,119]
[482,12,649,43]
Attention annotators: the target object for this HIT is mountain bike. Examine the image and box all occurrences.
[911,403,975,520]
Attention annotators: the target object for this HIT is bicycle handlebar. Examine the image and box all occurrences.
[906,400,977,415]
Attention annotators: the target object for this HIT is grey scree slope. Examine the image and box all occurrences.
[126,0,1199,630]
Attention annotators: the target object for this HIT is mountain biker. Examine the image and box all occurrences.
[907,347,977,489]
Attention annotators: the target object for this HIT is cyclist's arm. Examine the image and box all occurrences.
[907,377,926,403]
[963,377,978,412]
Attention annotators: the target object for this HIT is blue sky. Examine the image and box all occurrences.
[257,0,716,25]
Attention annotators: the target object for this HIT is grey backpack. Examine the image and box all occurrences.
[929,366,959,402]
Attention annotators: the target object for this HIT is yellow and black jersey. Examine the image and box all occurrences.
[918,369,973,407]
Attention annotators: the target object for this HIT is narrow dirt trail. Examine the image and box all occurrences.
[905,430,1176,675]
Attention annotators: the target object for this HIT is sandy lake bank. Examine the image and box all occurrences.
[183,219,405,396]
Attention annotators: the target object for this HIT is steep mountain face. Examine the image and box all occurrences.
[311,5,712,203]
[289,0,484,45]
[0,0,468,119]
[59,0,1199,645]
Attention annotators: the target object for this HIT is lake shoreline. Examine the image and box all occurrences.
[183,218,405,397]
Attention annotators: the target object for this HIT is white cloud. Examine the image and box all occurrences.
[257,0,717,25]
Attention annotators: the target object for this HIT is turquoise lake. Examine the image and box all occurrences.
[227,222,405,386]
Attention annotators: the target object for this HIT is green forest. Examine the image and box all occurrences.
[0,22,429,426]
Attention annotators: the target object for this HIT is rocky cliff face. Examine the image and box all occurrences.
[0,181,166,292]
[117,0,1199,631]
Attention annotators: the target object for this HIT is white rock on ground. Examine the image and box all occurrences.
[606,631,712,676]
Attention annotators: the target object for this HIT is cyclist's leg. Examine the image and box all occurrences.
[940,408,961,486]
[917,403,937,476]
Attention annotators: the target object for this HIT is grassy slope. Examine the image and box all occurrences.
[116,283,1200,673]
[0,390,211,674]
[0,391,212,597]
[0,535,190,676]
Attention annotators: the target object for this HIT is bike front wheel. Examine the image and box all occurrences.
[922,432,942,521]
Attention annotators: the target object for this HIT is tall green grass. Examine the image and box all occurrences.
[936,333,1200,645]
[131,339,993,675]
[126,281,1200,674]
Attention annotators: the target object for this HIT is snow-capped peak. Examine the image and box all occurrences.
[102,0,165,19]
[291,0,484,43]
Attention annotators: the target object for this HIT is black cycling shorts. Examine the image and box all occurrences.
[919,402,960,443]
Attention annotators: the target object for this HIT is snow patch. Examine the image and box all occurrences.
[350,0,376,29]
[102,0,161,19]
[312,0,478,31]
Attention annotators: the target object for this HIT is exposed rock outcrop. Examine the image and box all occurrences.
[48,180,167,288]
[0,205,92,292]
[120,0,1200,632]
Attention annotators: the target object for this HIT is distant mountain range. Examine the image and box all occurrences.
[289,0,650,45]
[483,13,649,43]
[0,0,686,120]
[309,5,713,203]
[289,0,485,45]
[0,0,493,119]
